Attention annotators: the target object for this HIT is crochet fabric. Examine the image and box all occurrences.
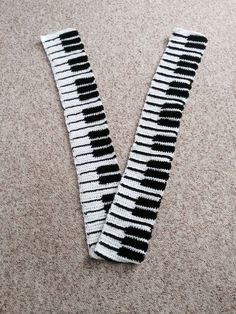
[41,27,207,263]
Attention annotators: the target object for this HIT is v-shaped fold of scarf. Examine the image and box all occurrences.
[41,27,207,264]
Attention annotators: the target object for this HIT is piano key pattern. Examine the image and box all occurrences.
[41,29,121,256]
[94,28,207,263]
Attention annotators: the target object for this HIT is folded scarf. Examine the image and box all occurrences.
[41,27,207,263]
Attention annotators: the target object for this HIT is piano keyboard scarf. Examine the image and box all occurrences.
[41,27,207,264]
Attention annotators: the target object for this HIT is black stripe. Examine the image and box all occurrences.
[99,241,119,251]
[117,247,145,263]
[76,156,115,167]
[132,149,172,159]
[146,101,163,107]
[70,121,106,133]
[148,93,185,104]
[94,251,115,261]
[152,143,175,153]
[99,173,121,184]
[173,32,187,39]
[132,207,157,220]
[103,231,123,242]
[109,212,152,227]
[52,51,84,62]
[156,71,193,83]
[147,160,171,170]
[86,218,105,225]
[145,168,169,181]
[79,91,99,101]
[121,237,148,251]
[125,226,152,240]
[141,178,166,191]
[107,221,125,231]
[117,192,136,202]
[59,30,79,40]
[167,45,203,56]
[97,164,119,174]
[57,69,92,81]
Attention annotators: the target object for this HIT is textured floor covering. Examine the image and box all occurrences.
[1,0,236,313]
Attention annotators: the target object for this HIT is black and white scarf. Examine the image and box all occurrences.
[41,27,207,263]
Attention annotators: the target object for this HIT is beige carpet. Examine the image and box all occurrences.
[1,0,235,313]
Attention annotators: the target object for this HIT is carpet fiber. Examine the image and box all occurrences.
[1,0,235,313]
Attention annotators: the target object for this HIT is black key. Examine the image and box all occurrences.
[59,30,79,40]
[157,118,180,128]
[97,164,119,174]
[82,105,103,115]
[91,137,111,148]
[88,129,109,139]
[179,54,201,63]
[78,83,97,94]
[136,196,161,209]
[99,173,121,184]
[75,76,95,86]
[102,193,115,203]
[79,91,99,101]
[85,112,105,123]
[64,43,84,53]
[117,247,145,263]
[61,38,81,46]
[159,110,182,119]
[132,207,157,220]
[177,60,198,70]
[93,145,114,157]
[147,160,171,170]
[185,42,206,50]
[141,178,166,191]
[125,226,152,240]
[71,62,90,72]
[69,55,88,65]
[161,103,184,111]
[175,68,195,77]
[166,88,189,98]
[121,237,148,251]
[153,134,177,143]
[145,168,169,181]
[169,81,191,89]
[152,143,175,153]
[188,35,207,43]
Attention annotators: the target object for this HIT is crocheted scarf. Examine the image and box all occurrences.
[41,27,207,263]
